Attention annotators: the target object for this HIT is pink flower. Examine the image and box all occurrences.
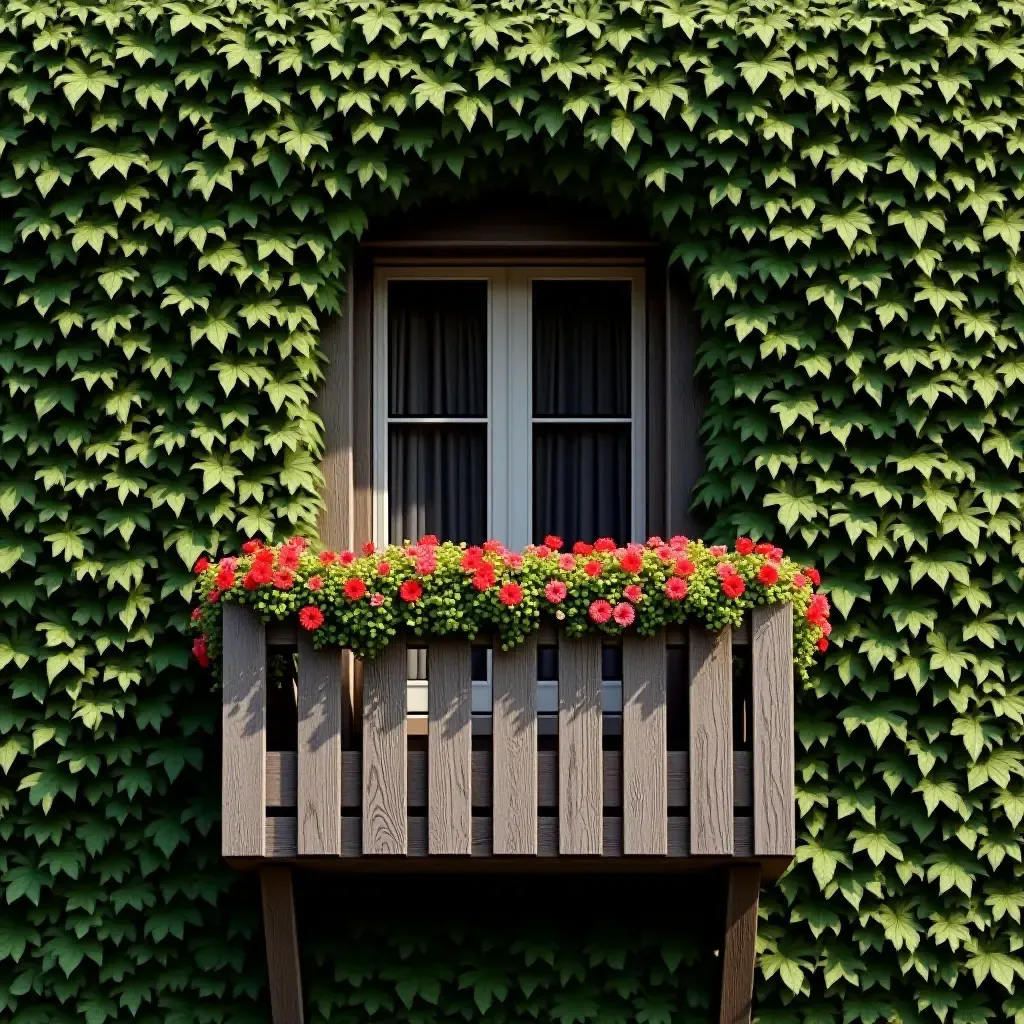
[709,545,728,556]
[278,546,299,570]
[273,570,293,589]
[535,544,551,559]
[503,553,523,570]
[612,602,635,627]
[646,536,664,548]
[656,545,674,560]
[208,589,221,603]
[344,578,367,600]
[400,580,423,602]
[298,605,324,631]
[416,552,437,575]
[483,539,504,553]
[623,584,642,603]
[588,599,613,623]
[758,564,779,585]
[716,562,737,579]
[190,608,202,621]
[499,583,523,606]
[370,593,385,607]
[665,577,688,601]
[619,551,643,573]
[735,537,755,555]
[306,575,324,591]
[669,535,688,549]
[287,537,308,552]
[722,575,745,599]
[584,559,602,578]
[793,573,807,589]
[419,534,439,547]
[770,547,784,562]
[558,554,575,571]
[545,580,568,603]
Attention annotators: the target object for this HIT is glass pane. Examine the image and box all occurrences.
[532,280,631,418]
[388,280,487,418]
[389,424,487,545]
[533,424,629,544]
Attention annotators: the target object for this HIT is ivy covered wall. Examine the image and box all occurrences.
[1,1,1023,1022]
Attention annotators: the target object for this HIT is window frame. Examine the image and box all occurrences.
[372,263,646,549]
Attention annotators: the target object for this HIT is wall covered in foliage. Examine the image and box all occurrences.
[1,0,1022,1021]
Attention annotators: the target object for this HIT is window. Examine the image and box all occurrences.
[373,266,646,548]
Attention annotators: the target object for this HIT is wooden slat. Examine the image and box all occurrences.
[296,634,342,856]
[689,626,733,855]
[362,641,407,854]
[222,605,266,858]
[260,866,304,1024]
[492,633,538,854]
[719,865,761,1024]
[428,640,472,855]
[558,635,603,855]
[752,604,795,856]
[622,631,667,855]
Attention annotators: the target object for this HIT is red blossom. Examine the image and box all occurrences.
[243,572,262,590]
[821,621,833,637]
[674,558,695,577]
[362,541,376,556]
[416,552,437,575]
[472,570,495,592]
[254,548,275,566]
[208,589,221,603]
[584,560,602,578]
[498,583,523,606]
[735,537,755,555]
[716,562,737,579]
[306,575,324,591]
[190,608,202,622]
[192,635,209,668]
[248,561,273,585]
[817,637,829,652]
[215,565,235,589]
[646,536,664,548]
[669,535,688,549]
[806,567,822,586]
[370,593,385,607]
[194,556,210,573]
[806,593,830,626]
[273,570,294,589]
[793,573,807,589]
[573,541,593,556]
[545,581,568,603]
[588,599,613,623]
[242,540,263,554]
[503,553,524,570]
[400,580,423,602]
[298,605,324,631]
[664,577,688,601]
[623,584,643,603]
[278,546,300,570]
[377,561,391,576]
[483,539,503,553]
[755,543,774,555]
[461,547,484,571]
[339,550,355,566]
[721,575,745,599]
[619,551,643,573]
[319,550,337,565]
[656,545,674,560]
[709,545,728,556]
[419,534,439,547]
[288,537,309,552]
[558,554,575,571]
[758,564,779,585]
[612,602,635,627]
[544,535,563,551]
[769,547,784,562]
[344,578,367,600]
[535,544,551,559]
[594,537,616,553]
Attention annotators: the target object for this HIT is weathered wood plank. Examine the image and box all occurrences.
[689,626,733,855]
[296,633,342,856]
[260,866,304,1024]
[222,605,266,858]
[362,641,407,854]
[428,640,472,855]
[622,631,667,854]
[719,865,761,1024]
[559,635,603,855]
[492,634,538,854]
[753,604,795,857]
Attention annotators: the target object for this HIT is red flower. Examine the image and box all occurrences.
[612,602,635,627]
[472,570,494,591]
[242,540,263,554]
[669,535,689,549]
[722,575,745,599]
[573,541,593,556]
[216,565,235,589]
[192,635,209,668]
[545,580,568,603]
[674,558,695,577]
[376,561,391,577]
[279,546,299,571]
[273,570,294,589]
[755,543,774,555]
[657,545,674,560]
[362,541,376,556]
[594,537,616,552]
[498,583,523,606]
[544,535,563,551]
[287,537,308,552]
[243,572,262,590]
[584,559,602,578]
[619,551,643,573]
[716,562,737,579]
[419,534,439,547]
[807,593,830,626]
[298,605,324,631]
[793,573,807,589]
[503,553,523,570]
[821,621,833,637]
[194,557,210,573]
[770,547,784,562]
[623,584,642,603]
[416,552,437,575]
[817,637,829,652]
[248,561,273,585]
[208,589,221,603]
[665,577,688,601]
[254,548,275,566]
[319,550,337,565]
[588,599,613,623]
[758,564,779,585]
[400,580,423,602]
[483,539,503,553]
[558,554,575,571]
[306,575,324,591]
[735,537,755,555]
[709,545,728,556]
[461,547,484,571]
[806,567,822,586]
[370,593,385,607]
[339,550,355,566]
[344,578,367,600]
[535,544,550,559]
[191,608,202,621]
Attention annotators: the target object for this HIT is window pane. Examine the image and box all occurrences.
[388,280,487,418]
[532,280,631,418]
[389,425,487,545]
[533,425,629,544]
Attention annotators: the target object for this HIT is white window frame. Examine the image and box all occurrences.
[372,264,646,549]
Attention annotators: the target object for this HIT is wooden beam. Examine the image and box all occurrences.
[719,865,761,1024]
[428,640,472,855]
[260,866,304,1024]
[362,640,407,854]
[222,604,266,858]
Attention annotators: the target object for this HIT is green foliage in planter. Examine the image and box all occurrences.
[0,1,1022,1023]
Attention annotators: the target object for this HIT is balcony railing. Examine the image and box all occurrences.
[221,603,794,871]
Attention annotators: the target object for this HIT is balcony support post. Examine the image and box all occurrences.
[260,865,304,1024]
[718,864,761,1024]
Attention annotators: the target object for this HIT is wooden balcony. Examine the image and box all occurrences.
[221,604,794,875]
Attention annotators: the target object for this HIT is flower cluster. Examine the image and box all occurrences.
[190,534,830,677]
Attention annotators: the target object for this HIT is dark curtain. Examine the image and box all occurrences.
[388,280,487,417]
[532,280,632,543]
